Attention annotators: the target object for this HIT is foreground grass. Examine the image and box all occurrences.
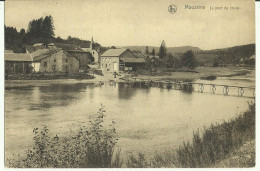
[213,139,255,168]
[7,102,255,168]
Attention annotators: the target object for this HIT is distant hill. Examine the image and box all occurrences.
[118,46,201,54]
[119,44,255,66]
[196,44,255,66]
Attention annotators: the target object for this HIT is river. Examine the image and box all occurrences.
[5,73,255,161]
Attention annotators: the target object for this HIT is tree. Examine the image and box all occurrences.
[151,48,155,56]
[181,50,196,69]
[67,36,72,40]
[5,26,26,53]
[20,28,25,35]
[24,15,55,45]
[42,16,55,45]
[145,46,149,54]
[159,40,167,58]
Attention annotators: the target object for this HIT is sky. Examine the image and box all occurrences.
[5,0,255,50]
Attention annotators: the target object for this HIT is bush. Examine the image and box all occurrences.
[7,106,121,168]
[181,50,196,69]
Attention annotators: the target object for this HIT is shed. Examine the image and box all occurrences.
[5,50,33,74]
[100,49,146,72]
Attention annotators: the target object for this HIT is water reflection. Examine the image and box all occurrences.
[26,83,97,110]
[118,82,138,100]
[5,79,254,160]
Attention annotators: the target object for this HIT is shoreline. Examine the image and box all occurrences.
[4,67,255,88]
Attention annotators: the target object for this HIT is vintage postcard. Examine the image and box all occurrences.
[3,0,256,168]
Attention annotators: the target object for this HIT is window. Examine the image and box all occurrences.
[109,58,111,61]
[54,59,56,62]
[65,66,68,71]
[105,58,108,61]
[44,62,47,67]
[52,65,56,70]
[93,52,95,55]
[65,59,68,63]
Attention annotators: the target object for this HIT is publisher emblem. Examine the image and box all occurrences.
[168,4,177,14]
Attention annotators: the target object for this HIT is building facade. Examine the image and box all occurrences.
[33,49,79,73]
[66,50,93,70]
[100,49,146,72]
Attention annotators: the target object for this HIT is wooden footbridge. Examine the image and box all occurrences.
[118,77,255,98]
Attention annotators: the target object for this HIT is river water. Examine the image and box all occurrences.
[5,74,255,160]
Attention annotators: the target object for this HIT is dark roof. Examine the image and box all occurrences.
[81,41,91,48]
[101,48,128,57]
[5,50,33,62]
[133,53,147,58]
[31,49,52,58]
[53,43,85,52]
[25,45,46,53]
[32,48,79,62]
[66,50,90,53]
[120,57,146,63]
[33,48,62,61]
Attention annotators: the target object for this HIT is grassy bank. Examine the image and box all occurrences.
[7,102,255,168]
[131,67,253,82]
[127,102,255,168]
[5,72,95,80]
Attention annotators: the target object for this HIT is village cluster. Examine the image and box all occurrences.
[4,38,148,75]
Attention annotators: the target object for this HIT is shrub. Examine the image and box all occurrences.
[7,106,120,168]
[127,153,150,168]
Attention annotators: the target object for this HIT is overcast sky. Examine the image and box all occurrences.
[5,0,255,50]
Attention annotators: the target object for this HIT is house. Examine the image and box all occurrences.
[51,43,93,70]
[47,43,94,70]
[100,48,146,72]
[133,52,148,59]
[5,50,33,74]
[66,50,93,70]
[31,48,79,73]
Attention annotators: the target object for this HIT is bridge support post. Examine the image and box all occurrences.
[238,87,244,97]
[223,86,229,95]
[211,85,216,94]
[198,84,204,93]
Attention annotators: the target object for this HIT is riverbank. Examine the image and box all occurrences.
[213,139,255,168]
[126,102,255,168]
[131,66,253,82]
[5,66,254,88]
[5,72,95,80]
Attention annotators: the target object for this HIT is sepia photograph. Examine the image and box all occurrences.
[2,0,257,168]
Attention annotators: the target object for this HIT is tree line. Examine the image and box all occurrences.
[5,15,55,53]
[144,40,197,70]
[5,15,103,53]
